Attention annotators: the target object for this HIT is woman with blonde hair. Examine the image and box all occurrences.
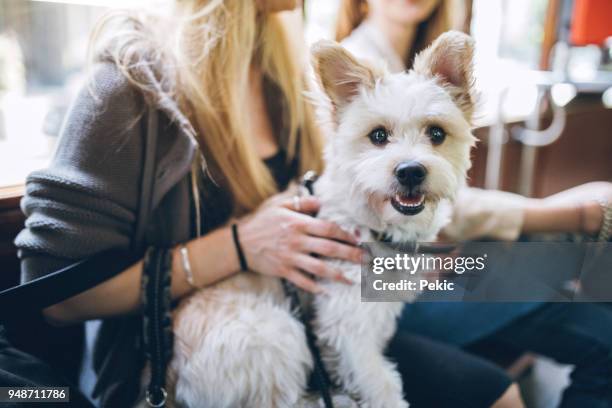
[7,0,527,404]
[13,0,364,405]
[337,2,612,407]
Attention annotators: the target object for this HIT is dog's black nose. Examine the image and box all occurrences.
[395,162,427,188]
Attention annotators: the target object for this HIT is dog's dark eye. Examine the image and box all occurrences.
[427,125,446,145]
[368,127,389,146]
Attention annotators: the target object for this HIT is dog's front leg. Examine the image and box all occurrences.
[315,282,407,408]
[337,337,407,408]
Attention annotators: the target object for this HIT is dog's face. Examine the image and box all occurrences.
[312,31,477,240]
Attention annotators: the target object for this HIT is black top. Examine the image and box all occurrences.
[200,149,298,232]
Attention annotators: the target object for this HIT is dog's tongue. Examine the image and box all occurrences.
[395,192,424,206]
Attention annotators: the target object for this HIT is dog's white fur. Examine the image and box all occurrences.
[167,31,476,408]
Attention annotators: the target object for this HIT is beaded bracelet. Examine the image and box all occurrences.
[597,199,612,242]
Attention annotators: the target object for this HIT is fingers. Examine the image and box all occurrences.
[279,197,358,246]
[280,196,321,215]
[293,253,352,284]
[285,269,323,293]
[263,185,299,208]
[300,236,362,264]
[303,218,359,245]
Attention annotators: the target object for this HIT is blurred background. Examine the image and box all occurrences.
[0,0,610,192]
[0,1,611,406]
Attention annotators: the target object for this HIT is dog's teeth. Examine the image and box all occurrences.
[394,193,424,207]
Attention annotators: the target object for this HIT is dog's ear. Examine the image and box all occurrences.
[413,31,476,120]
[311,40,377,110]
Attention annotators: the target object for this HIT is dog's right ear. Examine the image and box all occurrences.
[311,40,377,110]
[413,31,476,121]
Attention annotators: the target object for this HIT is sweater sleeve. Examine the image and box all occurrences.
[14,62,146,282]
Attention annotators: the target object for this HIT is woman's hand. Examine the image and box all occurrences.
[238,194,362,293]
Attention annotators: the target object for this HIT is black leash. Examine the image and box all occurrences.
[281,170,335,408]
[142,248,173,408]
[281,279,335,408]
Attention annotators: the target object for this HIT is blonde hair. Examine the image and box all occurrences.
[335,0,453,66]
[90,1,323,214]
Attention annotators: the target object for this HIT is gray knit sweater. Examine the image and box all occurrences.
[15,61,198,282]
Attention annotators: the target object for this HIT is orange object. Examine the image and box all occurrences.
[570,0,612,46]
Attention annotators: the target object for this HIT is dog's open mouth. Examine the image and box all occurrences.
[390,192,425,215]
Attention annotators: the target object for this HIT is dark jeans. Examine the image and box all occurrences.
[388,332,512,408]
[390,302,612,407]
[468,302,612,408]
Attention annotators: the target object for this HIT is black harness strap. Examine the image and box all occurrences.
[281,279,335,408]
[281,171,335,408]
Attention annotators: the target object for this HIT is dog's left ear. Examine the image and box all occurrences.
[413,31,476,120]
[311,40,378,111]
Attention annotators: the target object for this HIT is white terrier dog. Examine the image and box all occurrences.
[168,31,476,408]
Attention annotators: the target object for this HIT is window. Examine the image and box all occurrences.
[0,0,167,189]
[0,0,577,189]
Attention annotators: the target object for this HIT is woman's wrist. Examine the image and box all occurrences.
[580,201,603,235]
[179,244,197,288]
[172,242,199,294]
[172,226,241,295]
[192,226,242,277]
[231,223,249,272]
[522,199,607,237]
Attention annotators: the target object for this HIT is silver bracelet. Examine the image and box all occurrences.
[597,199,612,242]
[179,245,197,288]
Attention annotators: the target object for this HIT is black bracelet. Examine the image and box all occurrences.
[231,223,249,271]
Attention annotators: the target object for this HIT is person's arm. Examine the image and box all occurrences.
[43,195,361,324]
[442,182,611,241]
[15,62,361,325]
[521,200,603,235]
[15,61,152,321]
[521,181,611,235]
[43,225,238,323]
